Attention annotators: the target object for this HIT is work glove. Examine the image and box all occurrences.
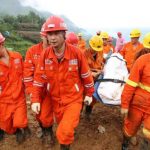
[84,96,92,106]
[31,103,40,114]
[121,108,128,118]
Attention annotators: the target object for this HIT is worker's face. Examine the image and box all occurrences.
[131,37,139,44]
[108,40,112,45]
[78,36,82,40]
[102,38,108,46]
[47,31,65,49]
[118,34,122,38]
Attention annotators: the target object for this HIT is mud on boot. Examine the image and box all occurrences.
[122,136,130,150]
[60,144,70,150]
[15,128,25,144]
[24,127,31,139]
[40,125,55,146]
[0,129,4,141]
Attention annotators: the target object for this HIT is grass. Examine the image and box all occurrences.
[4,31,36,58]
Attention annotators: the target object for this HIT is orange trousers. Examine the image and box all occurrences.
[38,96,82,144]
[124,107,150,138]
[37,95,54,127]
[0,100,28,134]
[56,102,82,144]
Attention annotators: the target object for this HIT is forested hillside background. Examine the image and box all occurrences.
[0,0,91,57]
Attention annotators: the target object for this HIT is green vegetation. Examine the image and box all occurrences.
[5,32,33,58]
[0,11,45,58]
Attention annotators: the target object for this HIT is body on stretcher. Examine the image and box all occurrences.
[93,53,128,105]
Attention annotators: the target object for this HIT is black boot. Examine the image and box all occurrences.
[24,127,31,139]
[39,124,55,145]
[0,129,4,141]
[122,135,130,150]
[85,105,92,120]
[60,144,70,150]
[139,138,150,150]
[15,128,25,144]
[45,126,55,145]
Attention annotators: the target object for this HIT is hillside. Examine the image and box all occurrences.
[0,0,91,38]
[0,0,92,57]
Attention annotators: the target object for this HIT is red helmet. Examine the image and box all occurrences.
[40,22,47,36]
[0,33,5,44]
[45,16,67,32]
[66,32,78,46]
[117,32,122,36]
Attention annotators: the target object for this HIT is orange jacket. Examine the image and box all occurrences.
[77,39,86,52]
[120,42,143,71]
[103,45,112,54]
[24,42,44,94]
[84,48,103,70]
[121,53,150,114]
[0,51,25,103]
[32,42,94,104]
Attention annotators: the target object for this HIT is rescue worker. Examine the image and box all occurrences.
[115,32,125,53]
[66,32,78,46]
[108,36,115,52]
[100,32,113,59]
[121,32,150,150]
[84,35,104,117]
[120,29,143,72]
[23,23,55,144]
[0,33,30,143]
[77,33,86,52]
[31,16,94,150]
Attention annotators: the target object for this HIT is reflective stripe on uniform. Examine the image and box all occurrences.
[85,82,94,88]
[139,83,150,93]
[33,81,44,87]
[126,79,150,93]
[81,71,90,78]
[24,77,33,82]
[126,79,138,87]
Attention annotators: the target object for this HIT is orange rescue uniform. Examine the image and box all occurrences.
[121,54,150,138]
[103,45,112,54]
[120,42,143,71]
[84,48,103,70]
[0,51,28,134]
[24,42,43,94]
[24,42,52,127]
[77,39,86,52]
[84,48,103,106]
[32,42,94,144]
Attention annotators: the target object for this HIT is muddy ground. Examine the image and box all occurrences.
[0,103,142,150]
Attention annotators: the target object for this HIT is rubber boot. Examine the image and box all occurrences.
[122,135,130,150]
[45,126,55,145]
[24,127,31,139]
[139,138,150,150]
[85,105,92,120]
[0,129,4,141]
[15,128,25,144]
[39,124,55,146]
[60,144,70,150]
